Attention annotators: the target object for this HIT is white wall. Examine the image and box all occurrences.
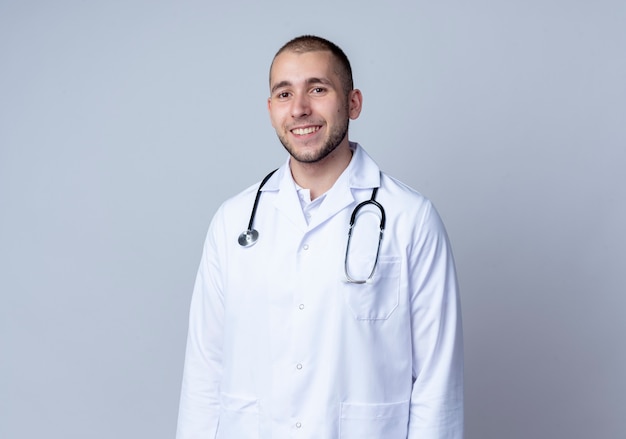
[1,1,624,438]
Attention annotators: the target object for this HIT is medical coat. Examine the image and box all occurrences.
[176,144,464,439]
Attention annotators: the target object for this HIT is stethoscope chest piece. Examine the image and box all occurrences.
[238,169,278,249]
[238,229,259,247]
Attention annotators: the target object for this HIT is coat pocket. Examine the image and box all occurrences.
[343,256,401,320]
[339,400,409,439]
[215,393,260,439]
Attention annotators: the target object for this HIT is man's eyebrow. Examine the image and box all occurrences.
[270,77,333,94]
[271,80,291,94]
[306,77,333,87]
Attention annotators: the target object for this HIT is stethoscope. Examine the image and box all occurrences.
[238,169,386,284]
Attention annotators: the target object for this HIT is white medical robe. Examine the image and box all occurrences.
[177,143,464,439]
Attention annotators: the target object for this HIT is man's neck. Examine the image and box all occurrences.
[289,142,353,200]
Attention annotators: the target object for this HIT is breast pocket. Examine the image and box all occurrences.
[343,256,401,320]
[215,393,260,439]
[339,400,409,439]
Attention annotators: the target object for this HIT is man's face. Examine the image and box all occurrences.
[268,50,361,164]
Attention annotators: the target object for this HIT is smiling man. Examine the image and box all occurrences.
[176,35,464,439]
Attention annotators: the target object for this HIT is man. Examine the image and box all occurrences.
[176,35,463,438]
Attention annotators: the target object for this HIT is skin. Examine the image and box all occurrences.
[268,50,363,199]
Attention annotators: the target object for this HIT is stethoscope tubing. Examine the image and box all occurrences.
[246,168,278,232]
[344,188,385,284]
[238,169,278,247]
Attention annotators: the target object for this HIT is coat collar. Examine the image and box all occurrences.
[260,143,381,192]
[260,143,381,232]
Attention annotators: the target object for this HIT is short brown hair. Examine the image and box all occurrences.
[271,35,354,95]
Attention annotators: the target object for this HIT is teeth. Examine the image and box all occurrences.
[292,126,319,135]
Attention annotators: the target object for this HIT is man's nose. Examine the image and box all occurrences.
[291,94,311,118]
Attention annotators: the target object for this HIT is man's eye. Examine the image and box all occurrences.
[312,87,326,94]
[277,92,290,99]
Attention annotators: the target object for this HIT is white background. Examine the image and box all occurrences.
[1,1,625,438]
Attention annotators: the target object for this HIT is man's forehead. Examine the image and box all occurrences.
[270,50,336,84]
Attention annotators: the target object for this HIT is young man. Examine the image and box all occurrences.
[176,35,464,439]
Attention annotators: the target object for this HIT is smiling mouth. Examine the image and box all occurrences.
[291,126,321,136]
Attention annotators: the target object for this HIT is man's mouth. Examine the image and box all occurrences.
[291,126,321,136]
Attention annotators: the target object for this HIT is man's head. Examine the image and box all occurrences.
[267,35,362,166]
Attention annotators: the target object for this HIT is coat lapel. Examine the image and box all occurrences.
[268,165,309,233]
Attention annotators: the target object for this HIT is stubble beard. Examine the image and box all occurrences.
[277,118,350,165]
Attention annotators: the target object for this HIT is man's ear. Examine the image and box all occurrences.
[348,89,363,120]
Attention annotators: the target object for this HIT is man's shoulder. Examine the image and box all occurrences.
[379,172,431,206]
[215,166,284,217]
[216,181,262,218]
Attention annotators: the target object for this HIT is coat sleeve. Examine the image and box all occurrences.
[176,211,226,439]
[407,201,464,439]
